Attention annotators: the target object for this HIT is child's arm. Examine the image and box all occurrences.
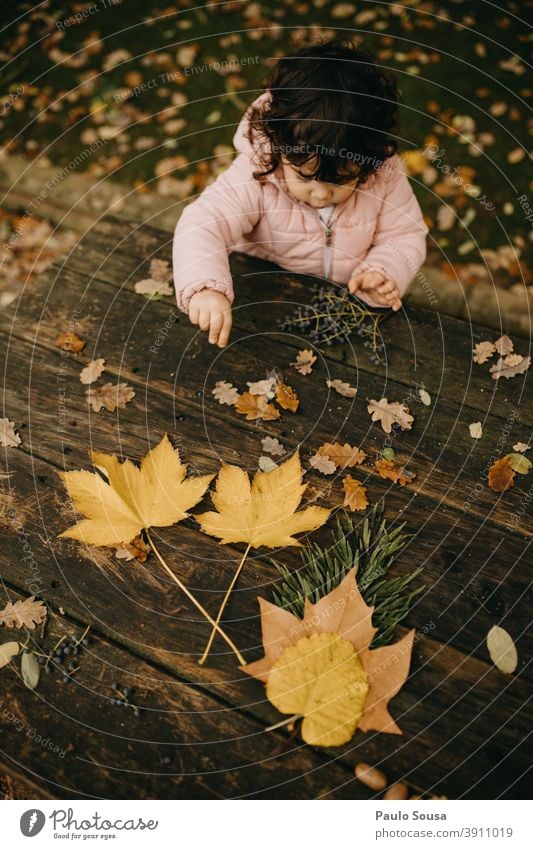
[172,152,263,333]
[349,155,428,309]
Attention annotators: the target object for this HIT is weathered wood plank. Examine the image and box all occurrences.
[1,268,531,537]
[1,448,531,799]
[0,588,362,800]
[55,215,533,424]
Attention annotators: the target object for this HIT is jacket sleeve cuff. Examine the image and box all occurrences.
[176,278,234,313]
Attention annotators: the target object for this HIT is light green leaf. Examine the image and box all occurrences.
[506,453,532,474]
[21,650,41,690]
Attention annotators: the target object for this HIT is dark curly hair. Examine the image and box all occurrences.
[246,39,400,187]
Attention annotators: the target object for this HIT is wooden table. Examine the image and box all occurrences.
[0,216,531,800]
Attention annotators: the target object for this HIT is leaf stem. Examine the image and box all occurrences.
[264,714,303,733]
[198,542,252,666]
[145,530,245,666]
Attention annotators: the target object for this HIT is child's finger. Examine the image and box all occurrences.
[208,313,224,344]
[189,304,200,324]
[217,311,232,348]
[348,275,362,293]
[198,310,211,332]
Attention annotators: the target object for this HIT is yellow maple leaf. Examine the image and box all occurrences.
[195,451,331,664]
[58,434,214,546]
[242,568,415,746]
[195,450,330,548]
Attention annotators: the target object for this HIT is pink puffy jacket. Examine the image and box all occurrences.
[173,91,428,312]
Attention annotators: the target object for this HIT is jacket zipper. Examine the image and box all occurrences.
[316,210,337,280]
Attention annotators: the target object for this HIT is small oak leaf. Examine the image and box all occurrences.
[503,353,523,367]
[494,334,513,356]
[0,596,47,630]
[80,358,106,385]
[0,418,21,448]
[512,442,530,453]
[247,378,277,397]
[235,392,280,421]
[55,331,85,353]
[368,398,414,434]
[473,341,496,364]
[326,379,357,398]
[261,436,285,457]
[309,453,336,475]
[489,355,531,380]
[86,382,135,412]
[317,442,366,469]
[275,382,299,412]
[342,475,368,511]
[291,349,317,375]
[375,459,415,486]
[212,381,239,406]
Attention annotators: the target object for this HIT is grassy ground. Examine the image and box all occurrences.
[1,0,531,290]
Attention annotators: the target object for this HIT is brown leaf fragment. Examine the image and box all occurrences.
[368,398,414,433]
[304,483,332,504]
[291,349,316,375]
[488,457,515,492]
[235,392,280,421]
[79,358,106,385]
[55,331,85,353]
[247,378,277,397]
[489,355,531,380]
[503,353,523,366]
[342,475,368,511]
[309,453,336,475]
[212,381,239,405]
[326,378,357,398]
[114,535,151,562]
[494,334,513,356]
[86,382,136,412]
[261,436,285,456]
[473,340,496,364]
[375,459,416,486]
[275,382,299,412]
[0,596,47,630]
[317,442,366,469]
[0,418,21,448]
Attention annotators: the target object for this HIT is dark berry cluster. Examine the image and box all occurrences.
[38,630,91,684]
[278,283,389,364]
[110,682,141,717]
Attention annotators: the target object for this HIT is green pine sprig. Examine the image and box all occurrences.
[270,503,423,648]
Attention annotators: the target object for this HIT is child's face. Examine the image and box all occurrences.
[281,157,360,208]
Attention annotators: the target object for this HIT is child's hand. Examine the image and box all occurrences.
[348,270,402,312]
[188,290,233,347]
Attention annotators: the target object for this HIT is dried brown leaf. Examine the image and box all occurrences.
[309,453,336,475]
[0,596,47,630]
[0,418,21,448]
[342,475,368,511]
[488,457,515,492]
[375,459,416,487]
[212,381,239,406]
[55,331,85,353]
[494,334,514,356]
[489,355,531,380]
[235,392,280,421]
[326,378,357,398]
[368,398,414,434]
[275,382,299,412]
[472,341,496,364]
[86,382,135,413]
[291,349,316,375]
[79,358,106,385]
[317,442,366,469]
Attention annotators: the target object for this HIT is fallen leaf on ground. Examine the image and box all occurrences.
[291,349,316,375]
[489,355,531,380]
[488,457,515,492]
[317,442,366,469]
[418,388,431,406]
[473,341,496,363]
[0,418,21,448]
[55,331,85,353]
[86,382,136,412]
[494,334,513,356]
[275,382,299,412]
[342,476,368,511]
[247,378,277,397]
[235,392,280,421]
[258,456,277,473]
[469,421,482,439]
[505,453,532,474]
[304,484,332,504]
[195,450,330,547]
[513,442,530,453]
[375,459,416,486]
[114,535,151,562]
[309,453,336,475]
[212,381,239,406]
[486,625,518,674]
[326,378,357,398]
[242,568,415,745]
[368,399,414,434]
[261,436,285,456]
[0,596,47,629]
[58,434,213,546]
[80,358,106,385]
[134,259,173,298]
[0,642,20,669]
[503,353,524,367]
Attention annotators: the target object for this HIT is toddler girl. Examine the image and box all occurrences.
[173,39,428,347]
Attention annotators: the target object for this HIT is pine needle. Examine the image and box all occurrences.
[270,503,423,647]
